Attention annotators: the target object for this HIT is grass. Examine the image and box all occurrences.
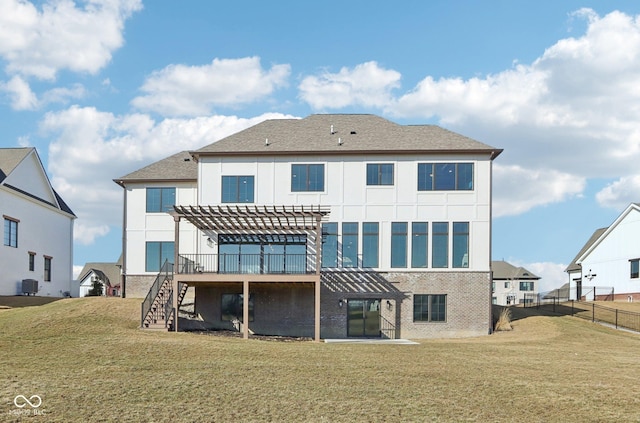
[1,297,640,422]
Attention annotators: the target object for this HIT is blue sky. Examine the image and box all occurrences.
[2,1,640,291]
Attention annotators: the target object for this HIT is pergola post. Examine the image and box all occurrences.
[173,213,180,332]
[314,215,322,342]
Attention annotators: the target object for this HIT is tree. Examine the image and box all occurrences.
[87,277,103,296]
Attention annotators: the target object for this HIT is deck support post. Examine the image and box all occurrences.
[243,279,250,339]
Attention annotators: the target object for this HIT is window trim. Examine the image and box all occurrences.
[3,216,19,248]
[145,187,176,213]
[366,163,394,186]
[391,222,408,268]
[44,256,52,282]
[630,258,639,279]
[413,294,447,323]
[417,162,474,191]
[28,252,36,272]
[145,241,175,272]
[221,175,255,203]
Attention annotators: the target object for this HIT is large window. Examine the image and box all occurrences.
[221,293,254,322]
[44,256,52,282]
[391,222,408,268]
[146,188,176,212]
[222,176,254,203]
[432,222,449,268]
[452,222,469,268]
[321,223,338,268]
[520,281,535,291]
[342,223,358,268]
[362,222,379,268]
[411,222,428,268]
[3,217,18,247]
[413,294,447,322]
[366,163,394,186]
[291,164,324,192]
[418,163,474,191]
[145,241,175,272]
[631,259,639,279]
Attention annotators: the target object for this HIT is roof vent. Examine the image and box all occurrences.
[338,137,343,146]
[183,158,190,162]
[265,138,269,146]
[330,125,335,135]
[350,131,356,135]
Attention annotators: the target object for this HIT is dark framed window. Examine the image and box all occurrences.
[146,188,176,212]
[413,294,447,322]
[432,222,449,268]
[145,241,175,272]
[222,176,254,203]
[28,252,35,271]
[631,259,639,279]
[362,222,379,268]
[520,281,535,291]
[366,163,394,186]
[452,222,469,268]
[221,293,254,322]
[411,222,428,268]
[342,222,358,268]
[391,222,408,268]
[418,163,474,191]
[321,223,338,268]
[4,217,18,248]
[44,256,52,282]
[291,164,324,192]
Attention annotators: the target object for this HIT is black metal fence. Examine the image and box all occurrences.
[523,298,640,333]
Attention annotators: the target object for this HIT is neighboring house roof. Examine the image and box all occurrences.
[543,282,570,299]
[565,227,608,273]
[114,151,197,186]
[192,114,503,158]
[0,147,76,217]
[78,262,122,287]
[492,260,540,280]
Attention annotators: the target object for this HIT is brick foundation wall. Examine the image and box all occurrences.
[123,275,156,299]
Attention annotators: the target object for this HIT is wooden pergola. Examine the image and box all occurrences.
[170,205,330,341]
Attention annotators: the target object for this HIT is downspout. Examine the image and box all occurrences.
[121,185,127,298]
[488,155,494,334]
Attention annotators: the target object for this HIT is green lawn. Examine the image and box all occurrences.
[1,297,639,422]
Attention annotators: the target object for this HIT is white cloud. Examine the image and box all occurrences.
[0,0,142,80]
[73,265,84,280]
[595,175,640,210]
[131,57,291,117]
[42,106,296,245]
[299,61,401,110]
[509,261,569,293]
[493,164,585,217]
[1,75,38,110]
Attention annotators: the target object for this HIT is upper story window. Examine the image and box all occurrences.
[146,188,176,213]
[291,164,324,192]
[418,163,474,191]
[222,176,254,203]
[520,281,535,291]
[366,163,394,186]
[146,241,174,272]
[3,216,18,248]
[631,259,639,279]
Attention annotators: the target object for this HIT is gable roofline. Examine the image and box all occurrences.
[114,150,197,187]
[565,227,607,272]
[0,147,76,218]
[491,260,540,280]
[575,203,640,266]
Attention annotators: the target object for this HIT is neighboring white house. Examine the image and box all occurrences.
[491,260,540,305]
[0,148,75,297]
[115,114,502,339]
[566,203,640,301]
[77,257,122,297]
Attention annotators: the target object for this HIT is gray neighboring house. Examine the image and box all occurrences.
[491,260,540,305]
[77,256,123,297]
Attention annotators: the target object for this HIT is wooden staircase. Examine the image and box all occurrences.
[141,260,187,331]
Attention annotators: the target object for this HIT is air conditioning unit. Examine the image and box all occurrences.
[22,279,38,296]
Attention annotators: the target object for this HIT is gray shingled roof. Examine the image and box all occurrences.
[565,227,608,273]
[78,262,121,287]
[0,148,31,183]
[492,260,540,280]
[193,114,502,157]
[114,151,197,184]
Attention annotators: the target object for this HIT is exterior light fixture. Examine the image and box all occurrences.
[338,299,343,308]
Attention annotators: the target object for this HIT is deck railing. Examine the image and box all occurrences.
[178,253,315,274]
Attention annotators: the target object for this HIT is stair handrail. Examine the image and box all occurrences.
[164,289,174,329]
[380,314,396,339]
[141,260,174,326]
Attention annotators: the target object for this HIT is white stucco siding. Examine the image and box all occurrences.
[579,209,640,294]
[197,153,493,272]
[0,188,74,296]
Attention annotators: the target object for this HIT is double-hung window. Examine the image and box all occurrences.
[3,216,18,248]
[146,188,176,212]
[291,164,324,192]
[366,163,394,186]
[520,281,535,291]
[631,259,639,279]
[222,176,254,203]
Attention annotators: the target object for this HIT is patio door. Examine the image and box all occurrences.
[347,299,381,337]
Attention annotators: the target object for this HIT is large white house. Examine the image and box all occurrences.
[115,114,502,340]
[0,148,75,297]
[566,203,640,301]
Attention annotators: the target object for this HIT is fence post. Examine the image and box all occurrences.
[592,303,595,322]
[616,309,618,329]
[571,300,574,316]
